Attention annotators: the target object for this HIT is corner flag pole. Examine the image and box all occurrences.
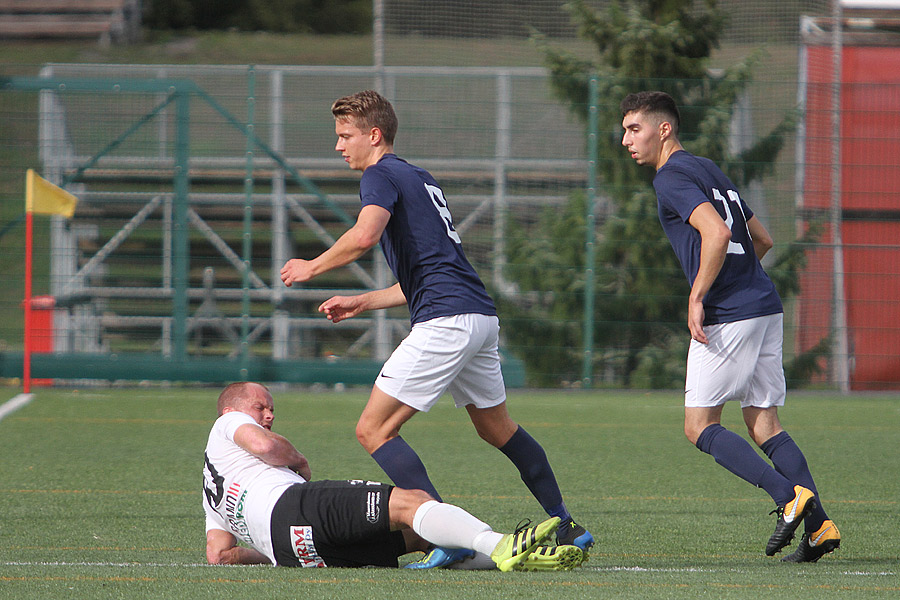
[23,169,78,393]
[23,195,34,394]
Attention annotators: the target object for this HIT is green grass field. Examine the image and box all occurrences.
[0,387,897,599]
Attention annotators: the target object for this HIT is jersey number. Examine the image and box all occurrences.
[712,188,747,255]
[425,183,461,244]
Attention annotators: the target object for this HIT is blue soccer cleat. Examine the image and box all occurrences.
[557,519,595,558]
[404,546,475,569]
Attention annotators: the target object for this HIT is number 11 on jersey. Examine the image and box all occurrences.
[712,187,747,255]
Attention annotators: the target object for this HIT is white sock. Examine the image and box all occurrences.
[412,501,504,555]
[445,552,498,570]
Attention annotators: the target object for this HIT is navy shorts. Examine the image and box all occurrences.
[270,480,405,568]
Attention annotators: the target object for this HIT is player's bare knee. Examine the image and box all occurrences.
[474,426,500,446]
[744,425,759,446]
[407,487,436,505]
[469,411,518,447]
[394,487,435,510]
[747,426,779,448]
[389,487,435,527]
[355,420,383,453]
[684,423,702,446]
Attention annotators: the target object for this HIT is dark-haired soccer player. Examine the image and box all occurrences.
[279,90,592,568]
[620,91,839,562]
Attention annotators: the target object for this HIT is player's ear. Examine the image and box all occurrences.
[659,121,675,142]
[369,127,383,145]
[659,120,672,140]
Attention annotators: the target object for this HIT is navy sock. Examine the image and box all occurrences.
[499,426,570,521]
[695,424,794,506]
[370,436,442,502]
[761,431,828,531]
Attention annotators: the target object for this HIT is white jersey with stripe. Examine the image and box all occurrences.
[202,411,306,564]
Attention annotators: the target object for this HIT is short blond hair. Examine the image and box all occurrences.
[331,90,398,145]
[216,381,269,416]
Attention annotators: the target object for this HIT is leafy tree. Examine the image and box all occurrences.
[501,0,813,387]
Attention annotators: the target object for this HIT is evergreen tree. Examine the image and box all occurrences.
[501,0,810,387]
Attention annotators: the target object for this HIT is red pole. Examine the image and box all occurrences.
[24,210,33,394]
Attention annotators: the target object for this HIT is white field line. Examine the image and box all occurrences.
[588,565,897,577]
[0,393,34,422]
[2,561,896,577]
[3,561,218,568]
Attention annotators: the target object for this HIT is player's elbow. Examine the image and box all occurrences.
[716,224,733,243]
[709,223,732,250]
[352,227,381,250]
[207,546,231,565]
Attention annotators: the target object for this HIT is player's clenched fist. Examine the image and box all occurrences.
[280,259,314,287]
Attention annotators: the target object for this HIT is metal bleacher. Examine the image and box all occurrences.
[0,0,141,43]
[6,63,586,385]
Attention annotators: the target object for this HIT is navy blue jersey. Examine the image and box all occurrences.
[359,154,496,325]
[653,151,782,325]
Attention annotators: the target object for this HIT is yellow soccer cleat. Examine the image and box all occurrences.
[491,517,560,572]
[516,544,584,571]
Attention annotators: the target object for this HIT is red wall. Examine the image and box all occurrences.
[800,45,900,389]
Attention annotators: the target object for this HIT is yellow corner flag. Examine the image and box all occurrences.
[25,169,78,218]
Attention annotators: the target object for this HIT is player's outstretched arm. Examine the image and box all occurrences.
[280,205,391,287]
[319,283,406,324]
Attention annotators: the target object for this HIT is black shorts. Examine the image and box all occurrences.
[269,480,406,568]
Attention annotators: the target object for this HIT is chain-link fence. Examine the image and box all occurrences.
[2,1,899,390]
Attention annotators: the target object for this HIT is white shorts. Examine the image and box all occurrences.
[685,313,786,409]
[374,313,507,413]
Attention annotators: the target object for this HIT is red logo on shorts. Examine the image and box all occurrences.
[289,525,326,568]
